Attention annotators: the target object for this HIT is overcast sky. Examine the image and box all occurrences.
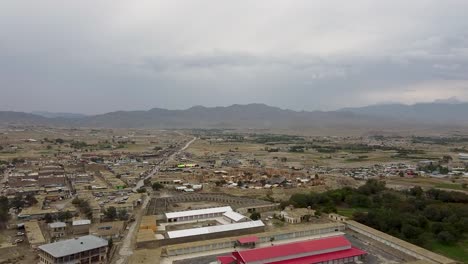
[1,1,468,114]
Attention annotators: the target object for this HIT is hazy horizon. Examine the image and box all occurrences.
[2,1,468,114]
[4,96,463,116]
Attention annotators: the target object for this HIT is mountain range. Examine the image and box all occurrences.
[1,102,468,129]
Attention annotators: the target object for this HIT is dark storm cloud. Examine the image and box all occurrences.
[1,1,468,113]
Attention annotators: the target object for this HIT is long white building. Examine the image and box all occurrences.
[167,220,265,239]
[165,206,233,222]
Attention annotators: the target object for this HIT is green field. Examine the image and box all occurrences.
[430,239,468,263]
[434,183,464,190]
[337,207,367,218]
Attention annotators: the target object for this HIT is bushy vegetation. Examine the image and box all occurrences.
[288,180,468,249]
[252,134,304,144]
[72,197,93,219]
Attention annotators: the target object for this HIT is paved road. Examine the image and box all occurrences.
[115,134,197,264]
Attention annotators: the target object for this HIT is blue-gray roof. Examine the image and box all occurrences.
[38,235,108,257]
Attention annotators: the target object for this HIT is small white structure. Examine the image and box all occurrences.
[165,206,233,222]
[459,153,468,160]
[223,211,247,223]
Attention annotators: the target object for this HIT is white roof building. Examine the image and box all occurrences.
[72,219,91,226]
[165,206,233,220]
[223,211,246,222]
[48,222,66,229]
[167,220,265,239]
[38,235,107,258]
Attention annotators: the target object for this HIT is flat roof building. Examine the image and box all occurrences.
[167,220,265,239]
[38,235,108,264]
[165,206,233,222]
[223,211,247,223]
[218,236,366,264]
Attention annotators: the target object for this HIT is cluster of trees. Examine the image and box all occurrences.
[0,196,9,229]
[9,193,38,209]
[103,206,128,221]
[72,197,93,219]
[70,141,88,149]
[250,212,261,220]
[44,211,73,223]
[418,163,450,174]
[0,194,40,228]
[252,134,304,144]
[152,182,164,191]
[289,145,305,153]
[288,179,468,248]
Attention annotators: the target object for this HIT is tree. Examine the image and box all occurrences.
[25,194,38,205]
[143,179,151,186]
[437,231,456,244]
[409,186,424,198]
[108,237,113,249]
[10,194,24,209]
[55,138,65,144]
[152,182,164,191]
[0,196,9,228]
[44,213,54,223]
[118,209,129,220]
[58,211,72,222]
[250,212,261,220]
[104,206,117,220]
[137,187,146,193]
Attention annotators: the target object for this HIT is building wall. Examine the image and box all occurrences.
[72,224,90,235]
[346,221,455,264]
[164,224,345,256]
[38,246,108,264]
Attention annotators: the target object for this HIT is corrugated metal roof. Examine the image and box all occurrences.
[38,235,108,258]
[237,236,351,263]
[237,236,258,244]
[72,219,91,226]
[165,206,232,219]
[269,247,366,264]
[223,211,246,222]
[48,222,66,228]
[167,220,264,239]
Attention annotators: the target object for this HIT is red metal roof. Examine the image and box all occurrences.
[236,236,351,263]
[269,247,367,264]
[237,236,258,244]
[217,255,237,264]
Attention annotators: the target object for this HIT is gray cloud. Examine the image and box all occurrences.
[1,1,468,114]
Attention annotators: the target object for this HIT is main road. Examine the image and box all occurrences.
[115,134,197,264]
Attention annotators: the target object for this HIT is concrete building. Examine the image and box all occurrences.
[38,235,108,264]
[167,220,265,239]
[72,219,91,235]
[280,207,315,224]
[218,236,366,264]
[223,211,247,223]
[48,222,67,240]
[165,206,233,222]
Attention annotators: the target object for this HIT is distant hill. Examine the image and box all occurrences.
[0,103,467,129]
[339,102,468,124]
[31,111,87,119]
